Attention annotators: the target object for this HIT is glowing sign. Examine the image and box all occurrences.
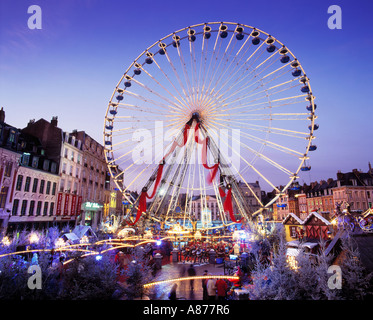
[84,202,103,209]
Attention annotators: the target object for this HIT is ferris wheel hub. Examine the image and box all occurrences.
[191,112,201,122]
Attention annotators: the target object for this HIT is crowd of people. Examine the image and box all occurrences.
[179,241,239,264]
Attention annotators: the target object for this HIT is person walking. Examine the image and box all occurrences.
[169,283,178,300]
[202,270,208,300]
[187,264,196,291]
[216,278,228,300]
[206,276,216,300]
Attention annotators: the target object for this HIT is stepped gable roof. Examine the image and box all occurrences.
[337,169,373,187]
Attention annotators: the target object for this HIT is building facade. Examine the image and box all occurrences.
[70,130,109,229]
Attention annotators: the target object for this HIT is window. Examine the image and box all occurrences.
[36,201,42,215]
[60,179,65,192]
[0,187,8,208]
[43,159,50,171]
[52,182,57,195]
[43,202,49,216]
[16,175,23,191]
[46,181,51,194]
[62,162,67,174]
[8,130,16,143]
[12,199,19,216]
[4,162,12,177]
[75,167,79,178]
[32,156,39,168]
[49,202,55,215]
[21,200,27,216]
[22,153,30,166]
[71,151,75,162]
[29,200,35,216]
[39,180,45,194]
[32,178,39,193]
[51,162,57,174]
[24,177,31,192]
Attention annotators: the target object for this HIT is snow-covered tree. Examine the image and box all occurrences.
[338,235,372,299]
[124,246,153,299]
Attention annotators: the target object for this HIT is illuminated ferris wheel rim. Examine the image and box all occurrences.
[103,21,318,223]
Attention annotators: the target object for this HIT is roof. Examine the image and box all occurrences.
[303,211,331,225]
[282,212,303,225]
[62,233,79,241]
[72,225,97,239]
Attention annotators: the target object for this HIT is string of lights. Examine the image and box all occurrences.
[143,275,239,288]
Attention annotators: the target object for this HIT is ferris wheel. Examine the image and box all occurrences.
[103,22,318,230]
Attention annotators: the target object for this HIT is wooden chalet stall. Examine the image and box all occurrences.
[282,212,304,242]
[303,212,332,240]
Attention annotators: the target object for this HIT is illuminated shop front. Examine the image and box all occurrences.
[81,201,103,230]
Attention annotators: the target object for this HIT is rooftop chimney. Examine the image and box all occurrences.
[0,107,5,123]
[51,116,58,127]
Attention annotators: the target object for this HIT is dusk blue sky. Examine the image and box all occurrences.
[0,0,372,187]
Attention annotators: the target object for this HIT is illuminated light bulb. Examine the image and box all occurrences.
[95,255,103,261]
[55,238,65,248]
[29,233,39,244]
[1,236,11,246]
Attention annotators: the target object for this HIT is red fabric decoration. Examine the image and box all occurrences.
[223,188,243,223]
[163,124,190,160]
[195,123,219,184]
[127,191,147,226]
[146,164,164,199]
[219,186,226,198]
[127,163,164,226]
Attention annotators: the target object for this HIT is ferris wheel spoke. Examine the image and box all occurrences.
[202,29,237,101]
[209,61,293,112]
[235,75,301,104]
[207,128,263,206]
[121,89,180,113]
[149,54,192,109]
[219,93,308,113]
[208,118,305,157]
[207,127,266,208]
[199,30,223,105]
[116,102,172,116]
[174,38,195,106]
[188,36,198,107]
[162,47,194,108]
[206,122,280,192]
[216,127,296,177]
[205,34,253,102]
[204,48,285,114]
[215,99,307,116]
[210,118,309,140]
[213,113,311,122]
[129,72,187,112]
